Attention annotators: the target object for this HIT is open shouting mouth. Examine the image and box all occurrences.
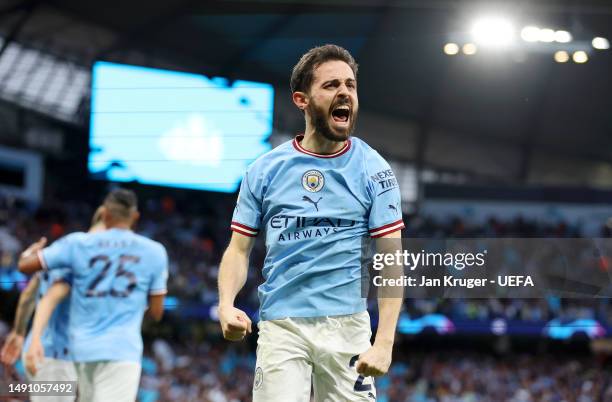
[330,102,351,129]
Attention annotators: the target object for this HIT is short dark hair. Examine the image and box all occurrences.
[290,44,358,94]
[104,189,138,220]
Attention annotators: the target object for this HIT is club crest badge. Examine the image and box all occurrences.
[302,170,325,192]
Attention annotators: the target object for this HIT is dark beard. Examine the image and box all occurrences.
[307,100,357,142]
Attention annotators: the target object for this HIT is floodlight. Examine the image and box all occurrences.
[463,43,478,55]
[521,26,540,42]
[538,28,555,42]
[553,51,569,63]
[592,37,610,50]
[444,43,460,55]
[572,51,588,63]
[471,17,515,47]
[554,31,572,43]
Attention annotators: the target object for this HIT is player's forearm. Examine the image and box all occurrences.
[374,268,403,346]
[13,276,40,336]
[218,248,249,307]
[374,231,403,347]
[14,293,37,336]
[30,300,54,339]
[30,284,69,339]
[374,297,402,347]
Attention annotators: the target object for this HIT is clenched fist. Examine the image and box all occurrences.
[356,343,392,377]
[218,305,252,341]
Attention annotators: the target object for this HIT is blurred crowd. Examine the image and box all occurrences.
[138,340,612,402]
[404,215,610,238]
[405,298,612,324]
[383,352,612,402]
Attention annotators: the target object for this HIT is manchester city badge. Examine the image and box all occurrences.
[302,170,325,192]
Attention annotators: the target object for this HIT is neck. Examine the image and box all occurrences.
[301,125,346,155]
[106,222,131,230]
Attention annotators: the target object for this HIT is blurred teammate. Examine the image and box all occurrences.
[0,208,104,402]
[218,44,404,401]
[19,189,169,402]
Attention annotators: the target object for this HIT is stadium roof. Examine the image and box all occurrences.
[1,0,612,186]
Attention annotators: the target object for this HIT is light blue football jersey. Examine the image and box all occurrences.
[231,135,404,320]
[39,228,168,362]
[23,269,72,360]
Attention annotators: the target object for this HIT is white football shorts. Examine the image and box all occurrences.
[73,361,141,402]
[253,311,376,402]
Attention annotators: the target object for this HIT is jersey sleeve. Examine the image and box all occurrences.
[149,244,169,295]
[48,268,73,286]
[230,166,263,237]
[366,152,405,238]
[38,235,75,271]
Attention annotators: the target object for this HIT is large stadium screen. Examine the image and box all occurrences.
[88,61,274,193]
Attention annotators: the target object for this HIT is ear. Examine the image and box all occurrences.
[100,206,109,222]
[130,210,141,228]
[292,91,308,111]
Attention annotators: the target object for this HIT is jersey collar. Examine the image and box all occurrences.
[292,135,352,158]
